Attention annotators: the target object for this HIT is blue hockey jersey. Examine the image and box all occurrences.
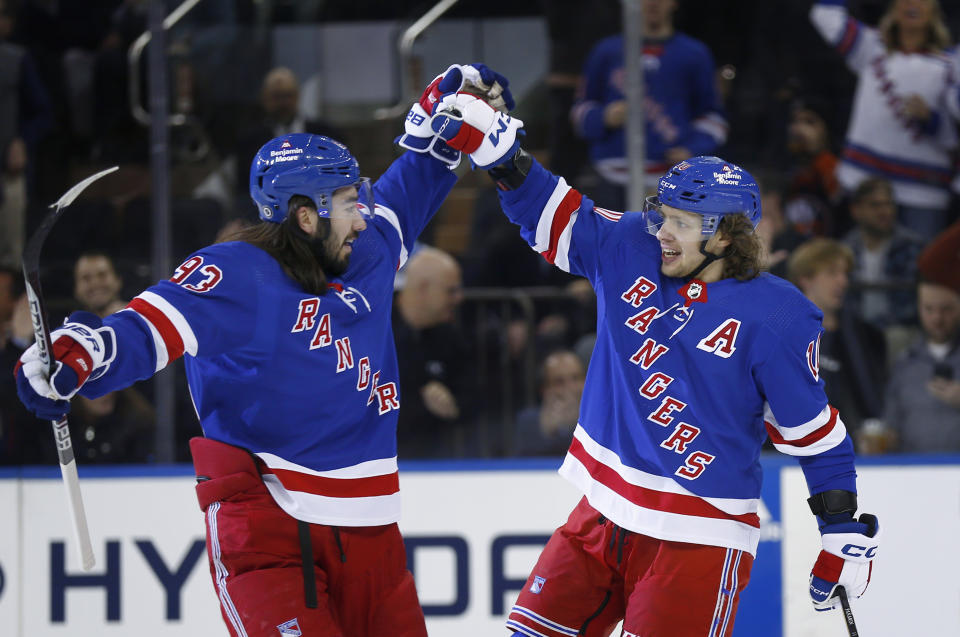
[571,34,728,186]
[498,160,857,556]
[79,151,458,526]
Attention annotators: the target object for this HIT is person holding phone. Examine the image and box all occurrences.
[881,223,960,452]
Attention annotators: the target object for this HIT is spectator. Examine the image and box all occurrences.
[537,0,620,184]
[880,222,960,452]
[68,389,155,464]
[514,349,586,457]
[843,177,925,328]
[788,238,887,436]
[0,265,46,465]
[393,246,471,458]
[810,0,958,241]
[571,0,727,209]
[73,252,128,317]
[782,97,843,238]
[229,67,345,206]
[0,0,53,267]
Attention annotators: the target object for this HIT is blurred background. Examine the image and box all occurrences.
[1,0,959,466]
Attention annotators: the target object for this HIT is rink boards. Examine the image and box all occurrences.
[0,455,957,636]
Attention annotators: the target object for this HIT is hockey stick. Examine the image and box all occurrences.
[836,586,860,637]
[22,166,119,571]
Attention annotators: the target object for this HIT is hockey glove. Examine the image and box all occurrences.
[14,311,115,419]
[430,92,524,170]
[809,512,881,611]
[397,63,515,167]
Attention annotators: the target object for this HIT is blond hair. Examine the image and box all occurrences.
[878,0,951,53]
[787,238,854,285]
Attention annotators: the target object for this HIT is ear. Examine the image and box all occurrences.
[296,206,317,234]
[708,230,732,254]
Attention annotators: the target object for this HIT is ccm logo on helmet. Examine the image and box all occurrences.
[841,543,877,558]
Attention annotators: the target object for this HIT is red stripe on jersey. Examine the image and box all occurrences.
[568,437,760,527]
[765,406,838,448]
[541,188,583,264]
[594,207,622,222]
[837,18,859,56]
[262,467,400,498]
[127,297,185,362]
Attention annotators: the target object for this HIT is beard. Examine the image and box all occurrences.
[308,230,350,277]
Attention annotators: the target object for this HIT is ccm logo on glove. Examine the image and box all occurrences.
[841,543,877,558]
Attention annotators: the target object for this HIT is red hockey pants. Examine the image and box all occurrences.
[190,437,427,637]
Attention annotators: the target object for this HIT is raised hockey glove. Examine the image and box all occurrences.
[430,92,524,169]
[397,64,515,167]
[14,311,115,419]
[809,511,881,611]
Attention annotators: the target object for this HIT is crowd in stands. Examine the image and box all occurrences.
[2,0,960,465]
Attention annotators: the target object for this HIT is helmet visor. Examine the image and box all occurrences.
[318,177,375,221]
[643,195,719,238]
[643,196,665,236]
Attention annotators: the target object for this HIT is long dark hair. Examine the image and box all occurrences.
[719,214,763,282]
[220,196,333,295]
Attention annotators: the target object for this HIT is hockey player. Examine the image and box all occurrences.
[428,93,881,635]
[13,64,512,637]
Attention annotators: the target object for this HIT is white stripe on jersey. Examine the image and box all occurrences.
[553,210,579,273]
[374,204,409,269]
[533,177,573,254]
[559,453,761,555]
[255,452,397,479]
[137,290,199,356]
[572,425,759,515]
[764,403,848,456]
[261,474,401,526]
[593,207,622,222]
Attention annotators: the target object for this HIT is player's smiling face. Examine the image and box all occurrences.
[655,204,723,278]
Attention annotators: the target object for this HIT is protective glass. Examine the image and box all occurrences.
[318,177,374,220]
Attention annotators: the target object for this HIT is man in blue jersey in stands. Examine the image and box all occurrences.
[12,63,518,637]
[429,85,880,635]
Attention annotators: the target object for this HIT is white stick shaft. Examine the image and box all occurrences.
[58,455,95,570]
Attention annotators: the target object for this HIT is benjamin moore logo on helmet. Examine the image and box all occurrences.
[270,144,305,163]
[713,164,743,185]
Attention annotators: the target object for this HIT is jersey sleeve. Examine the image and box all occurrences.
[496,157,655,284]
[753,291,857,494]
[79,243,262,397]
[810,0,882,74]
[370,150,460,269]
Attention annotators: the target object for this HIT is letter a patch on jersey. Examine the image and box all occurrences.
[277,618,302,636]
[696,319,741,358]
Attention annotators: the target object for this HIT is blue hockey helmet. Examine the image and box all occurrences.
[646,156,761,236]
[250,133,373,223]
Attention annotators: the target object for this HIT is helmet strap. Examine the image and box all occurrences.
[687,238,725,280]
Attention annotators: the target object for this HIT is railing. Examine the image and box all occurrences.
[458,286,592,456]
[374,0,460,120]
